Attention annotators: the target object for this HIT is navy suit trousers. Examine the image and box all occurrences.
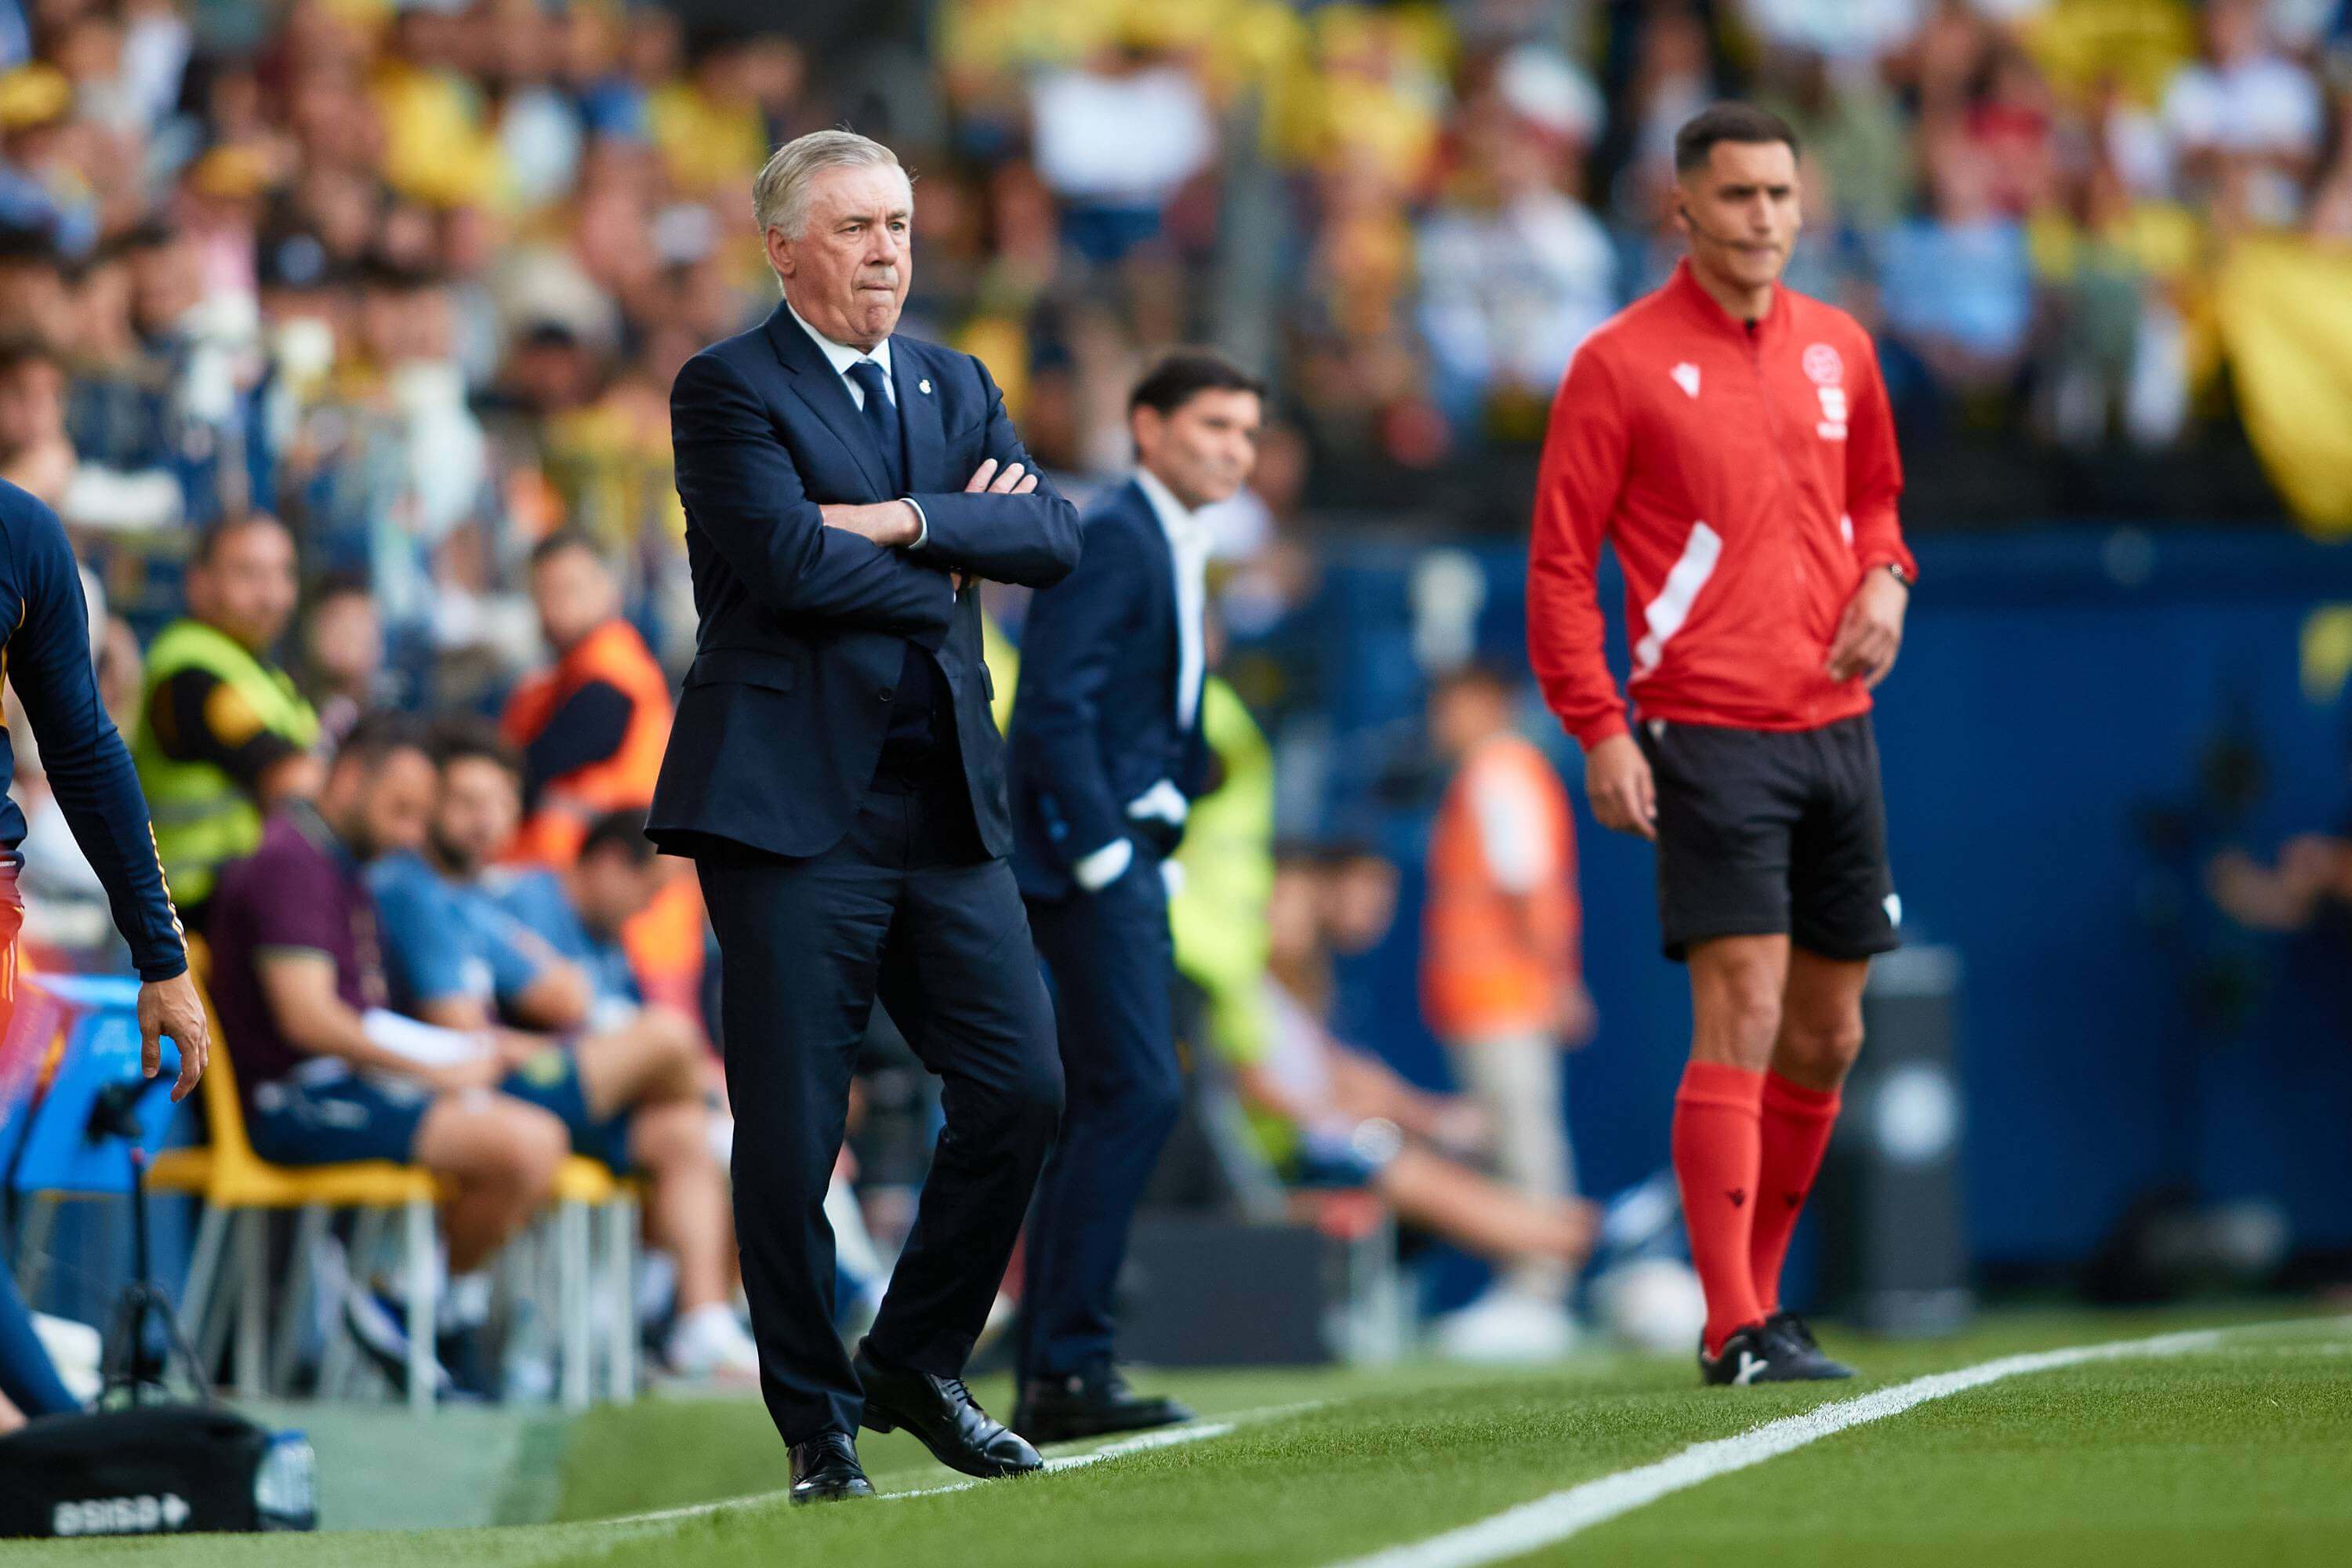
[699,782,1063,1443]
[1018,853,1186,1379]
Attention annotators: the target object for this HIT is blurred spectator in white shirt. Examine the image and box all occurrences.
[1880,133,2033,397]
[1418,53,1613,440]
[1030,41,1214,264]
[2161,0,2325,229]
[1740,0,1925,65]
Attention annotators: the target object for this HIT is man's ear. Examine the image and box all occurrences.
[1130,404,1160,459]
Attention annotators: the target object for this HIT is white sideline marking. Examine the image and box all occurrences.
[617,1403,1309,1525]
[881,1419,1234,1501]
[1326,1319,2320,1568]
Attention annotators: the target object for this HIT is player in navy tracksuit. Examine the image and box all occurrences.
[0,477,208,1428]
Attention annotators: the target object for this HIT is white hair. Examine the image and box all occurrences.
[753,129,906,242]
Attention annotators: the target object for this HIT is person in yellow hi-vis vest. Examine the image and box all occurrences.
[131,515,323,932]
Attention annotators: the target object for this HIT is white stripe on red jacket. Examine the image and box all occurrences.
[1528,260,1916,750]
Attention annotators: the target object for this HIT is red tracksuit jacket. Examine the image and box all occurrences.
[1527,260,1916,750]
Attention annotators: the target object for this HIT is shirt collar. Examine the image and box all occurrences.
[786,297,892,383]
[1667,256,1788,343]
[1134,466,1205,547]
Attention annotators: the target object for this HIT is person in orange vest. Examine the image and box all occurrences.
[502,532,706,1019]
[501,531,674,867]
[1419,661,1595,1361]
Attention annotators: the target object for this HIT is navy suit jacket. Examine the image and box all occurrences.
[1008,477,1209,901]
[648,303,1080,862]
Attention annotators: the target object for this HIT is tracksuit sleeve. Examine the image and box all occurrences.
[1846,341,1915,583]
[1527,345,1634,751]
[5,498,186,979]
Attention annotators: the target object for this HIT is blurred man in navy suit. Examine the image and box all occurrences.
[648,130,1080,1504]
[1007,351,1265,1440]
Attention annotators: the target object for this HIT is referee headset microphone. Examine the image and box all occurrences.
[1675,200,1762,259]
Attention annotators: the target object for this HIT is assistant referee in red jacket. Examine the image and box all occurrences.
[1527,103,1916,1386]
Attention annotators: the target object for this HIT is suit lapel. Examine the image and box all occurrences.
[760,304,895,499]
[893,344,946,494]
[1126,480,1191,727]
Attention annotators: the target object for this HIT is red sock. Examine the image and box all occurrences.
[1671,1061,1766,1356]
[1749,1073,1841,1316]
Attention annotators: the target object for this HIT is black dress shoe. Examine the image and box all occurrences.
[789,1432,876,1504]
[1014,1367,1194,1444]
[1763,1311,1856,1381]
[854,1338,1044,1479]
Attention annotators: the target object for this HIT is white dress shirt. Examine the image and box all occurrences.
[786,299,927,545]
[1132,465,1210,733]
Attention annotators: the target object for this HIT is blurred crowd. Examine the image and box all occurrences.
[0,0,2345,730]
[1,0,2348,1396]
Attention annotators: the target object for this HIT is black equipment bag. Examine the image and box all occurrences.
[0,1402,316,1537]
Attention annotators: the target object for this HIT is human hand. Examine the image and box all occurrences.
[1827,566,1909,688]
[489,1029,555,1072]
[818,501,924,548]
[1427,1098,1490,1158]
[1555,982,1598,1048]
[423,1051,510,1095]
[137,971,209,1103]
[964,457,1040,496]
[1584,734,1657,840]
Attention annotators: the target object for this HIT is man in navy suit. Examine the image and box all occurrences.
[649,129,1080,1504]
[1007,351,1265,1440]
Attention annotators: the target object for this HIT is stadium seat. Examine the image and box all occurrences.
[148,939,445,1413]
[544,1154,641,1410]
[151,939,643,1412]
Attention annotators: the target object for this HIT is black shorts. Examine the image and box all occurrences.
[1637,713,1900,964]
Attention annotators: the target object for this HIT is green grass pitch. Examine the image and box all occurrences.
[10,1305,2350,1566]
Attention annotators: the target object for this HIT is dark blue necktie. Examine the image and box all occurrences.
[846,359,903,493]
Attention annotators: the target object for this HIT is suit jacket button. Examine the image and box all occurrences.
[878,688,895,702]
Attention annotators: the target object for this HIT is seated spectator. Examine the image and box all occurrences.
[0,228,70,342]
[499,531,671,869]
[0,333,72,505]
[1244,853,1595,1356]
[298,571,390,753]
[2160,0,2324,230]
[488,808,665,1029]
[0,330,180,530]
[1878,136,2032,405]
[129,514,324,932]
[0,1262,79,1433]
[1417,105,1614,441]
[1028,34,1214,266]
[371,720,753,1383]
[205,714,567,1401]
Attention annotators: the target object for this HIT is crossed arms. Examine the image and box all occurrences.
[670,351,1078,642]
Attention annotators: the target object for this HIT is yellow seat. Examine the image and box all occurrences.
[162,939,643,1410]
[158,939,445,1410]
[148,943,443,1211]
[167,945,649,1410]
[551,1155,621,1206]
[544,1153,642,1409]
